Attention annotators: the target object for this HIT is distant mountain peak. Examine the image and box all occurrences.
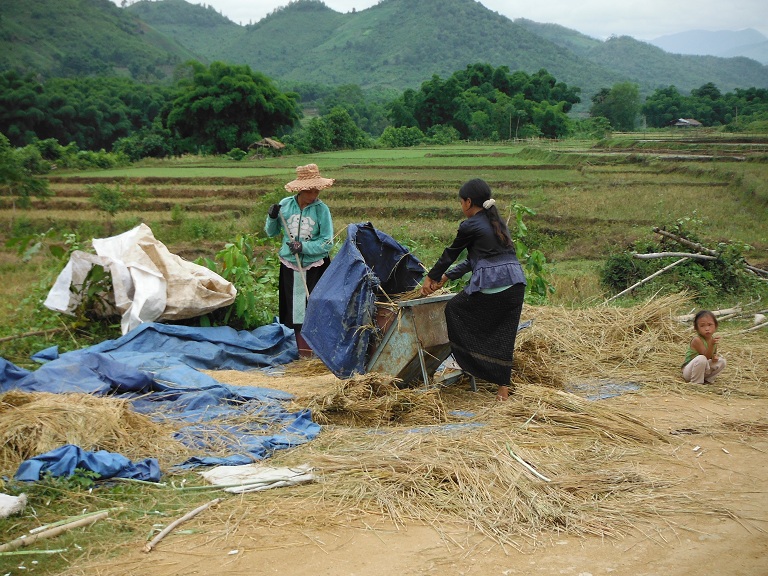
[650,28,768,63]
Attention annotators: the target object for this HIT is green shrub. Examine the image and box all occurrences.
[226,147,247,161]
[196,234,279,329]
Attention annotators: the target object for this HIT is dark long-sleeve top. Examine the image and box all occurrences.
[427,212,526,294]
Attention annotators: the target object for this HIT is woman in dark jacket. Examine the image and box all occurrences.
[421,178,526,400]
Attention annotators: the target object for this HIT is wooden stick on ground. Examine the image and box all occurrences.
[0,327,67,343]
[143,498,222,553]
[0,510,111,553]
[674,307,743,323]
[739,321,768,333]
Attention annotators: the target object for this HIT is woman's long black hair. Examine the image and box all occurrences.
[459,178,513,248]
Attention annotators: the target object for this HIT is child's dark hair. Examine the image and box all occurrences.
[459,178,513,248]
[693,310,718,330]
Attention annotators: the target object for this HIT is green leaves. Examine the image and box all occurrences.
[510,203,555,303]
[196,234,279,330]
[167,61,301,154]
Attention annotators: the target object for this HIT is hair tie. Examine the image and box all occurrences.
[482,199,496,210]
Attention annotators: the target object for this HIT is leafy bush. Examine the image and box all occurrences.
[196,234,279,330]
[510,203,555,303]
[226,147,247,161]
[113,124,174,161]
[425,124,461,145]
[378,125,425,148]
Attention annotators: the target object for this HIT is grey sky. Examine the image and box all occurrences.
[125,0,768,40]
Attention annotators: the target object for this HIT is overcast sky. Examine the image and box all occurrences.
[123,0,768,40]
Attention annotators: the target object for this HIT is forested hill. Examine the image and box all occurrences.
[0,0,196,81]
[129,0,768,97]
[2,0,767,101]
[171,0,621,97]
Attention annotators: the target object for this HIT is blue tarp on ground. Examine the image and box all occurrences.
[14,445,161,483]
[1,322,322,479]
[303,222,424,379]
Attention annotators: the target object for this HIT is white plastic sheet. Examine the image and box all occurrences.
[44,223,236,334]
[200,463,315,493]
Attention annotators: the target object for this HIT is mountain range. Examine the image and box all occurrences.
[649,29,768,63]
[2,0,766,106]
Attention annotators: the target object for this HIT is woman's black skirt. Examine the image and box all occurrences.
[444,283,526,386]
[278,257,330,329]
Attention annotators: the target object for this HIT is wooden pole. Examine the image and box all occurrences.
[0,510,111,553]
[653,227,768,277]
[143,498,221,553]
[604,257,689,304]
[632,252,717,261]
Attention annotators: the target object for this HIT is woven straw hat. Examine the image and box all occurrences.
[284,164,335,192]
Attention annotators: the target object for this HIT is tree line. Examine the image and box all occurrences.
[591,81,768,131]
[2,61,768,171]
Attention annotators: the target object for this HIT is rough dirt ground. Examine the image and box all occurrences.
[65,369,768,576]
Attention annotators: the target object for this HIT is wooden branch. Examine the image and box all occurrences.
[653,227,768,277]
[633,252,717,261]
[604,257,689,304]
[0,327,67,343]
[143,498,221,553]
[740,321,768,333]
[675,307,742,323]
[0,510,110,553]
[28,508,121,535]
[653,227,718,256]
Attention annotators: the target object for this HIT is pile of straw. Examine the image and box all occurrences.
[512,339,566,388]
[513,293,691,387]
[0,390,185,475]
[253,383,694,546]
[306,372,448,427]
[283,357,333,377]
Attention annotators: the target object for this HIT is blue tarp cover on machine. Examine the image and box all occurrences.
[302,222,425,379]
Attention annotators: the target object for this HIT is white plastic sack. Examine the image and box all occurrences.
[199,464,315,493]
[45,223,236,334]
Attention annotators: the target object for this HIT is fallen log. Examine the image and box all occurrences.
[652,227,717,255]
[675,307,743,323]
[740,321,768,333]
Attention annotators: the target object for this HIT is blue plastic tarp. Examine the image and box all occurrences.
[303,222,424,379]
[14,444,160,482]
[1,321,321,476]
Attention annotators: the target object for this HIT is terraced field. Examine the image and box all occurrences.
[5,139,764,263]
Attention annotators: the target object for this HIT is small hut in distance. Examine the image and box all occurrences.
[673,118,703,128]
[248,137,286,158]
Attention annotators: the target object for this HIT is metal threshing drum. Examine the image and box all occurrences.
[366,293,455,387]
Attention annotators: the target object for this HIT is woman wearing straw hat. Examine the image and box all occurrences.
[421,178,526,401]
[265,164,335,357]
